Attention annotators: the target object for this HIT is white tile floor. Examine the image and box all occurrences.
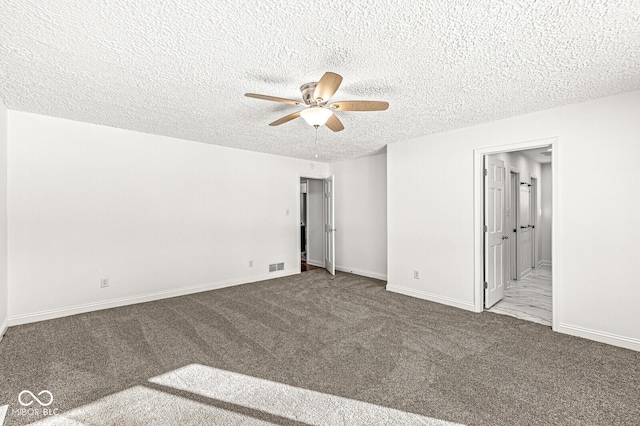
[488,266,552,326]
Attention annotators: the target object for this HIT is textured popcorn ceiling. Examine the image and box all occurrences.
[1,1,639,161]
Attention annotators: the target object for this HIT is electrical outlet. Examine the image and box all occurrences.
[249,260,253,267]
[413,270,420,279]
[100,278,109,288]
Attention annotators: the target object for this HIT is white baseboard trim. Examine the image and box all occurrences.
[335,265,387,281]
[538,260,552,267]
[8,270,298,327]
[556,323,640,352]
[0,317,8,342]
[386,284,475,312]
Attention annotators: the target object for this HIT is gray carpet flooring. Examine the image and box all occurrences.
[1,270,638,425]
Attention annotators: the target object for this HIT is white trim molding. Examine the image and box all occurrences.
[386,284,475,312]
[519,267,532,280]
[336,265,387,281]
[8,270,297,327]
[556,323,640,352]
[538,259,552,268]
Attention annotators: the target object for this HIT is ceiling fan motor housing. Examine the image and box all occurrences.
[300,82,319,105]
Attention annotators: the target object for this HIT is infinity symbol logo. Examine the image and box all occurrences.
[18,390,54,407]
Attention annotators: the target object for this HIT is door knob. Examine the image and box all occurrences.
[502,236,509,240]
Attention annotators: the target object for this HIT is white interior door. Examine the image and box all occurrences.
[484,157,506,308]
[323,175,335,275]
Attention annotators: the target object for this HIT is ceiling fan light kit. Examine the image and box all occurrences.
[300,106,333,127]
[245,72,389,132]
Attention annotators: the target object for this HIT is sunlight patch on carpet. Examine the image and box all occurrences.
[27,385,272,425]
[149,364,462,425]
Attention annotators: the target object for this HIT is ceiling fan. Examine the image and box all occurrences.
[245,72,389,132]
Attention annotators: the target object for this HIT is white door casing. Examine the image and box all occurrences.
[484,157,506,308]
[509,170,519,281]
[324,175,335,275]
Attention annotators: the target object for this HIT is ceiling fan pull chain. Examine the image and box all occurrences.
[314,126,318,158]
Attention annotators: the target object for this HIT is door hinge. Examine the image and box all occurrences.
[484,169,488,176]
[484,225,488,232]
[484,282,488,289]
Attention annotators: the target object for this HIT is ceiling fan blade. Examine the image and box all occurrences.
[269,111,301,126]
[313,72,343,102]
[245,93,302,105]
[325,114,344,132]
[331,100,389,111]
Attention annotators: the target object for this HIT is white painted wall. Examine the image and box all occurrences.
[0,99,7,339]
[541,163,552,264]
[388,90,640,350]
[489,151,543,277]
[330,154,387,280]
[306,178,324,267]
[7,112,329,324]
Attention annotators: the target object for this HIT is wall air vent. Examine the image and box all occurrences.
[269,263,285,272]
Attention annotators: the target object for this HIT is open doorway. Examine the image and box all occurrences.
[299,175,336,274]
[300,177,323,272]
[481,144,553,326]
